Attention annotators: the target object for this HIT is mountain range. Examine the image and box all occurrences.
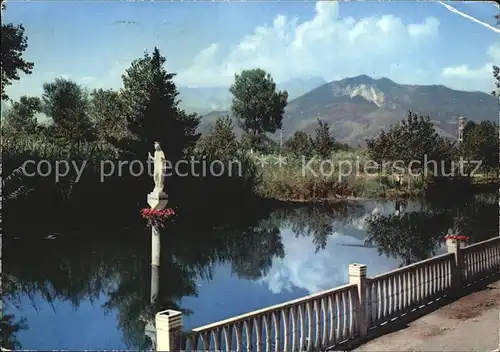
[194,75,498,146]
[2,75,496,146]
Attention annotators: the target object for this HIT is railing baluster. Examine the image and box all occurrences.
[281,309,288,352]
[263,314,271,351]
[402,271,408,310]
[272,311,280,352]
[376,279,382,325]
[365,282,373,330]
[243,322,251,352]
[290,306,298,352]
[235,323,243,352]
[320,297,328,348]
[202,332,209,351]
[334,293,341,344]
[223,326,232,352]
[190,333,198,351]
[387,276,393,319]
[213,329,221,351]
[396,273,403,314]
[348,288,355,338]
[313,300,321,349]
[254,317,262,352]
[382,278,389,320]
[341,290,348,341]
[426,265,432,298]
[306,302,313,351]
[328,296,335,346]
[298,305,305,350]
[431,263,437,297]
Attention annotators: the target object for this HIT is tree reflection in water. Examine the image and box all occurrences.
[268,201,365,252]
[2,213,288,349]
[366,192,498,266]
[0,313,27,350]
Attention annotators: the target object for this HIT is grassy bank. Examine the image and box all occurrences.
[254,150,498,202]
[257,150,369,200]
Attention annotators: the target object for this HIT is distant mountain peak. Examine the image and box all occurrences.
[341,74,374,85]
[281,75,497,146]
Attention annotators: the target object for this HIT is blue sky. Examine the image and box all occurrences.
[3,0,499,100]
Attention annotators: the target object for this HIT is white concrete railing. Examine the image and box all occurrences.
[157,282,361,351]
[462,236,500,284]
[366,252,455,329]
[156,236,500,351]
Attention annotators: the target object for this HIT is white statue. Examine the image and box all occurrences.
[148,141,166,193]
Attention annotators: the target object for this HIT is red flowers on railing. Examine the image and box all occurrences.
[445,234,469,241]
[141,208,175,228]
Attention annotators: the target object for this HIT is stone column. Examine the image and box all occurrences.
[156,310,183,351]
[147,192,168,351]
[147,192,168,268]
[446,237,466,290]
[349,263,368,337]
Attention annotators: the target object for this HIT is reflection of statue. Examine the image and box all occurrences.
[148,142,166,193]
[395,200,406,217]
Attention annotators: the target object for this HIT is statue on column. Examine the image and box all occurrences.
[148,141,166,194]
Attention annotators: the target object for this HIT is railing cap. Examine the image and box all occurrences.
[349,263,367,276]
[156,310,183,330]
[156,309,182,318]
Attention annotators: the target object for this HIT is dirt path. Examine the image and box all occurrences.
[354,281,500,351]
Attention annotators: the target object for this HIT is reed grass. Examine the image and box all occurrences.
[255,150,376,201]
[2,136,118,166]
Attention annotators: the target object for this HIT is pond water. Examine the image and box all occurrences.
[2,195,497,349]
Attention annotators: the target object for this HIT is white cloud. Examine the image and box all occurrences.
[441,41,499,92]
[176,2,440,87]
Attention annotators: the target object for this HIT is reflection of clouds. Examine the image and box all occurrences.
[260,229,346,294]
[259,221,398,295]
[351,201,397,230]
[259,200,424,295]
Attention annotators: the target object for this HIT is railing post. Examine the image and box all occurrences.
[446,237,465,290]
[156,309,183,351]
[349,263,368,337]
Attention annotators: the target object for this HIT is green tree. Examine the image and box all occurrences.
[366,111,443,174]
[240,133,279,154]
[113,47,200,163]
[314,119,336,158]
[284,131,314,158]
[460,120,498,172]
[366,129,392,166]
[89,88,129,143]
[1,1,34,101]
[42,78,96,143]
[196,116,239,159]
[2,96,41,135]
[493,65,500,97]
[229,69,288,138]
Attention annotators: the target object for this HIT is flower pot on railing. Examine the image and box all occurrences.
[445,234,469,248]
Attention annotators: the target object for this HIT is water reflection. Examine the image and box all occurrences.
[2,195,497,349]
[366,193,498,266]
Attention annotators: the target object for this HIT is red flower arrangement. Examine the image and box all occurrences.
[141,208,175,228]
[444,234,469,241]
